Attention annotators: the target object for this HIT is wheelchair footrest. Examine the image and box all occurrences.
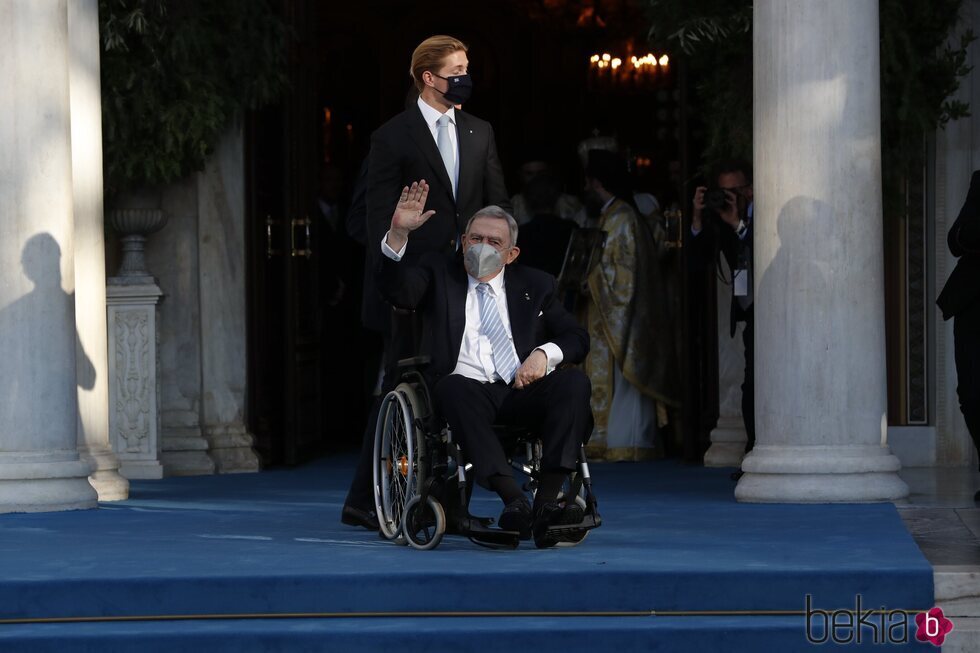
[459,516,521,549]
[547,511,602,535]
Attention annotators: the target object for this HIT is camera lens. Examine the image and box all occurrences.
[704,188,727,212]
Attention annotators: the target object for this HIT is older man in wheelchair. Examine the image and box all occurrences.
[372,180,600,550]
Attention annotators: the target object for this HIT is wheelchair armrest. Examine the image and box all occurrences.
[397,355,431,369]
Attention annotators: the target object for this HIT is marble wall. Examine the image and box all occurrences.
[141,127,257,475]
[197,127,259,473]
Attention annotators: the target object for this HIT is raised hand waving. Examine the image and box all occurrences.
[392,180,436,232]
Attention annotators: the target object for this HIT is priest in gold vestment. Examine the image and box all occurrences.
[582,150,678,461]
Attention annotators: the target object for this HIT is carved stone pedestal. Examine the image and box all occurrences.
[106,283,165,479]
[206,425,261,473]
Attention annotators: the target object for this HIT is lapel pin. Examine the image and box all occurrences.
[469,129,473,134]
[524,292,530,301]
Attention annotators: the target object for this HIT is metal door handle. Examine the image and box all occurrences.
[291,217,312,258]
[266,215,282,258]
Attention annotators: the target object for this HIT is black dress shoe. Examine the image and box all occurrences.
[341,504,379,531]
[532,501,586,549]
[497,497,532,540]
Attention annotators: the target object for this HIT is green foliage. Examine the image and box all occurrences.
[99,0,288,196]
[646,0,975,206]
[647,0,753,168]
[879,0,974,214]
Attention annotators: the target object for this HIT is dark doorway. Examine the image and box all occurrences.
[246,0,707,466]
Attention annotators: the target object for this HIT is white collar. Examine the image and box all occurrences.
[417,96,456,129]
[467,266,507,296]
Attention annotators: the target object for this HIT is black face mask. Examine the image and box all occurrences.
[435,73,473,105]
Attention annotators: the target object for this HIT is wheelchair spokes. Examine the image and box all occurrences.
[373,383,430,545]
[402,495,446,550]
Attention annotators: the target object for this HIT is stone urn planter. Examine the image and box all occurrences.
[107,189,168,285]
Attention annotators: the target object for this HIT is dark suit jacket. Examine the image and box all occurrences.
[360,103,510,333]
[938,170,980,320]
[376,252,588,384]
[689,215,754,337]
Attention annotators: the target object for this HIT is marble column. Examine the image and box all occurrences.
[69,0,129,500]
[704,259,749,467]
[0,0,97,512]
[737,0,908,502]
[198,128,260,473]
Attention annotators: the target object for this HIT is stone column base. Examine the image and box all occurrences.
[162,429,216,476]
[205,425,260,474]
[0,457,98,513]
[118,460,164,480]
[735,445,909,503]
[705,417,748,467]
[79,445,129,500]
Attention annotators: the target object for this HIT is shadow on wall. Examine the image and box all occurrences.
[755,196,836,442]
[0,233,95,448]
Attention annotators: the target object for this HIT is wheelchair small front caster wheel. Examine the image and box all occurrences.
[402,495,446,551]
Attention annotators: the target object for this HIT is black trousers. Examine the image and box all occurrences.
[344,311,419,510]
[741,312,756,451]
[954,300,980,470]
[432,368,593,489]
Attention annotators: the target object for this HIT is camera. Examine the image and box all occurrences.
[703,188,730,212]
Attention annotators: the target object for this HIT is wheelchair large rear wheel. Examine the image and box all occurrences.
[373,383,426,541]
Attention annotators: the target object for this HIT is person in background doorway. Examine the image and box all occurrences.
[584,149,677,461]
[689,159,756,468]
[515,172,578,279]
[510,153,582,226]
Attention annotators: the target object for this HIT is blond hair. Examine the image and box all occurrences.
[410,35,468,93]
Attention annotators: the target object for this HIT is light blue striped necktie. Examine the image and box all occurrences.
[436,114,457,198]
[476,283,519,383]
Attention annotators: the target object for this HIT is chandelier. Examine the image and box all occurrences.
[589,51,670,85]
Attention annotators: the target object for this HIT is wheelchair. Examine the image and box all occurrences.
[371,358,602,550]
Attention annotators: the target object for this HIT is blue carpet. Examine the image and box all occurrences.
[0,456,935,651]
[0,615,937,652]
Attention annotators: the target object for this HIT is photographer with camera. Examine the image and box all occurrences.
[690,159,755,463]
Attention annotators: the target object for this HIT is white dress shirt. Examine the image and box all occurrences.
[381,236,564,383]
[417,97,458,198]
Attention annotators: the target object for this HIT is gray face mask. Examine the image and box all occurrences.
[464,243,504,278]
